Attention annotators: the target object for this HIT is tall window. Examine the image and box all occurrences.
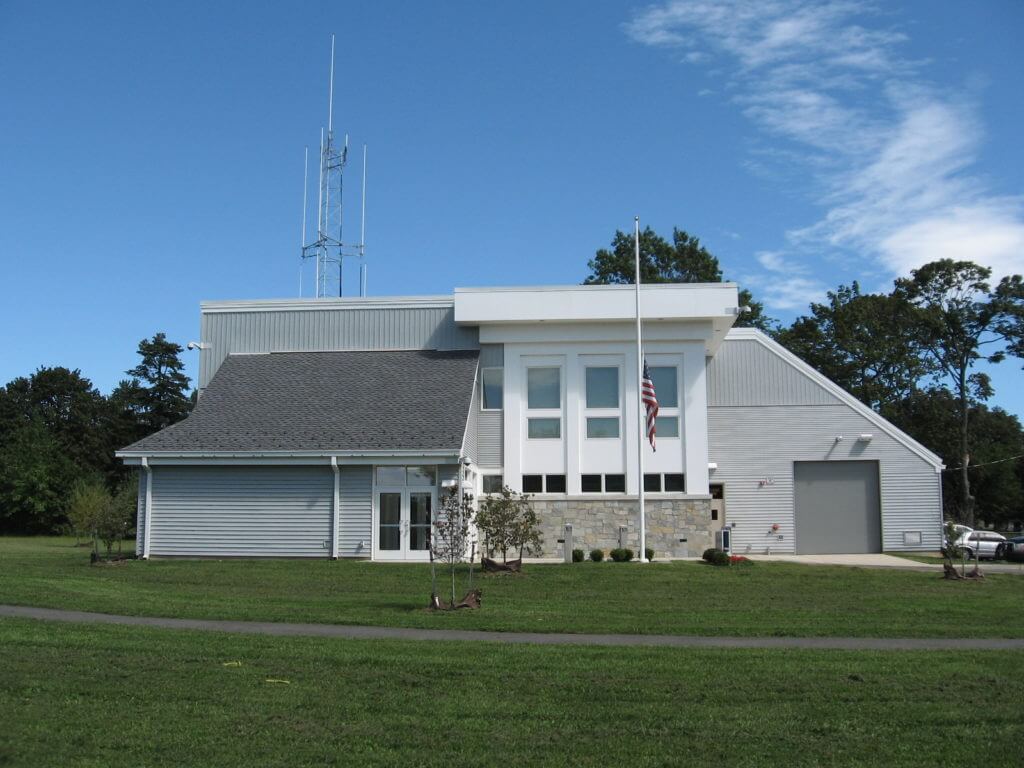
[584,365,620,439]
[649,366,680,439]
[527,366,561,439]
[481,368,503,410]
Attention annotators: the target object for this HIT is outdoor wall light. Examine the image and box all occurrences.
[857,434,874,442]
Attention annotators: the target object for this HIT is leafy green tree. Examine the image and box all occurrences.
[477,486,543,563]
[126,333,192,432]
[0,419,78,533]
[894,260,1024,526]
[67,477,110,546]
[775,283,931,415]
[584,227,773,331]
[889,389,1024,530]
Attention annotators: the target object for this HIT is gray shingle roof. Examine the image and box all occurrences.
[121,349,479,454]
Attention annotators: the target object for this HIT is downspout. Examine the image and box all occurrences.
[331,456,340,560]
[141,457,153,559]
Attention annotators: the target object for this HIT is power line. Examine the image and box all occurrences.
[943,453,1024,472]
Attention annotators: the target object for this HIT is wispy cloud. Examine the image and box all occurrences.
[625,0,1024,311]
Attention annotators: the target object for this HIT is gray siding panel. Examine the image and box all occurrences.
[338,465,372,558]
[463,379,480,464]
[708,405,943,553]
[136,470,146,554]
[149,466,333,557]
[707,339,840,406]
[201,306,479,388]
[477,411,503,468]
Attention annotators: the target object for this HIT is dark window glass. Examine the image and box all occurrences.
[664,473,686,492]
[711,509,719,521]
[545,474,567,493]
[527,367,560,409]
[710,484,724,500]
[649,367,678,408]
[482,475,503,494]
[522,475,543,493]
[482,368,503,409]
[585,367,619,408]
[644,474,662,492]
[581,474,602,493]
[604,474,626,493]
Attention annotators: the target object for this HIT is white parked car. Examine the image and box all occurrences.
[954,530,1007,560]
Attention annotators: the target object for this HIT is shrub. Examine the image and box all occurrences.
[589,548,604,562]
[702,548,731,566]
[645,547,654,562]
[572,548,585,563]
[609,548,634,562]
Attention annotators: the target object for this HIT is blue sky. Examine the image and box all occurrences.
[1,1,1022,415]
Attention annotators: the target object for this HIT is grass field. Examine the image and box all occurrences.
[1,617,1023,767]
[1,537,1022,638]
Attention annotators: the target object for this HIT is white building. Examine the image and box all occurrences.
[119,283,944,560]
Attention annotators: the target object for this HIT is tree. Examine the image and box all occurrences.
[430,487,476,608]
[774,283,931,415]
[67,478,110,547]
[894,260,1024,526]
[126,333,192,432]
[584,226,773,331]
[476,486,543,564]
[0,418,78,534]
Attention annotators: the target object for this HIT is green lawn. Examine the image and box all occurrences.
[1,617,1022,767]
[2,537,1022,638]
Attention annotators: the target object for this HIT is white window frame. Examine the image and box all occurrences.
[648,364,681,442]
[525,364,563,441]
[583,363,622,441]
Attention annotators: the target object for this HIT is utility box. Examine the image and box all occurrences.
[618,525,627,549]
[563,524,573,563]
[715,528,732,554]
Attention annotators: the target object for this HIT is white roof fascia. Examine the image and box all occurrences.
[116,449,462,460]
[725,328,945,469]
[454,283,740,325]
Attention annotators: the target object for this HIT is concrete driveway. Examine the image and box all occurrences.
[745,553,1024,574]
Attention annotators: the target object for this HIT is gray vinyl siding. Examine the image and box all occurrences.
[476,343,504,468]
[709,405,943,553]
[477,412,503,468]
[136,470,146,554]
[200,305,479,388]
[338,465,372,558]
[148,466,333,557]
[463,378,479,464]
[707,339,840,406]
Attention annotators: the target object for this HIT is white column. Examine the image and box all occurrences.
[682,341,710,495]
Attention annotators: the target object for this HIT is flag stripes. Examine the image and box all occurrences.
[641,360,658,451]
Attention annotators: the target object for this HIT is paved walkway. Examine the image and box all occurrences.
[745,553,1024,574]
[2,604,1022,651]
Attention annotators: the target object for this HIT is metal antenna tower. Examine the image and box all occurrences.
[300,34,367,298]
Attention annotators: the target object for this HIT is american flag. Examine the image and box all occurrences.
[641,360,658,451]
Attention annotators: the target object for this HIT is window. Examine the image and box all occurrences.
[406,466,436,486]
[545,474,567,493]
[528,418,561,439]
[655,416,679,438]
[585,367,619,408]
[522,475,543,493]
[482,475,503,494]
[481,368,503,410]
[586,417,619,439]
[644,474,662,492]
[664,473,686,492]
[649,367,678,408]
[581,474,602,493]
[604,474,626,493]
[527,367,560,409]
[375,466,405,485]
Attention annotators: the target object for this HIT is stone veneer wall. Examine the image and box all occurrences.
[529,497,713,559]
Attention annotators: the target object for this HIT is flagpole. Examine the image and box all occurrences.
[634,216,647,563]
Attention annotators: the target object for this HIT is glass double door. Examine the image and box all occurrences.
[374,489,434,561]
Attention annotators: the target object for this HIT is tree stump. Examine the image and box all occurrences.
[942,563,964,580]
[482,557,522,573]
[454,589,482,610]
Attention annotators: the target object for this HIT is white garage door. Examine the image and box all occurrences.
[794,461,881,554]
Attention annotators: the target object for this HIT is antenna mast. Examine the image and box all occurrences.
[299,34,368,298]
